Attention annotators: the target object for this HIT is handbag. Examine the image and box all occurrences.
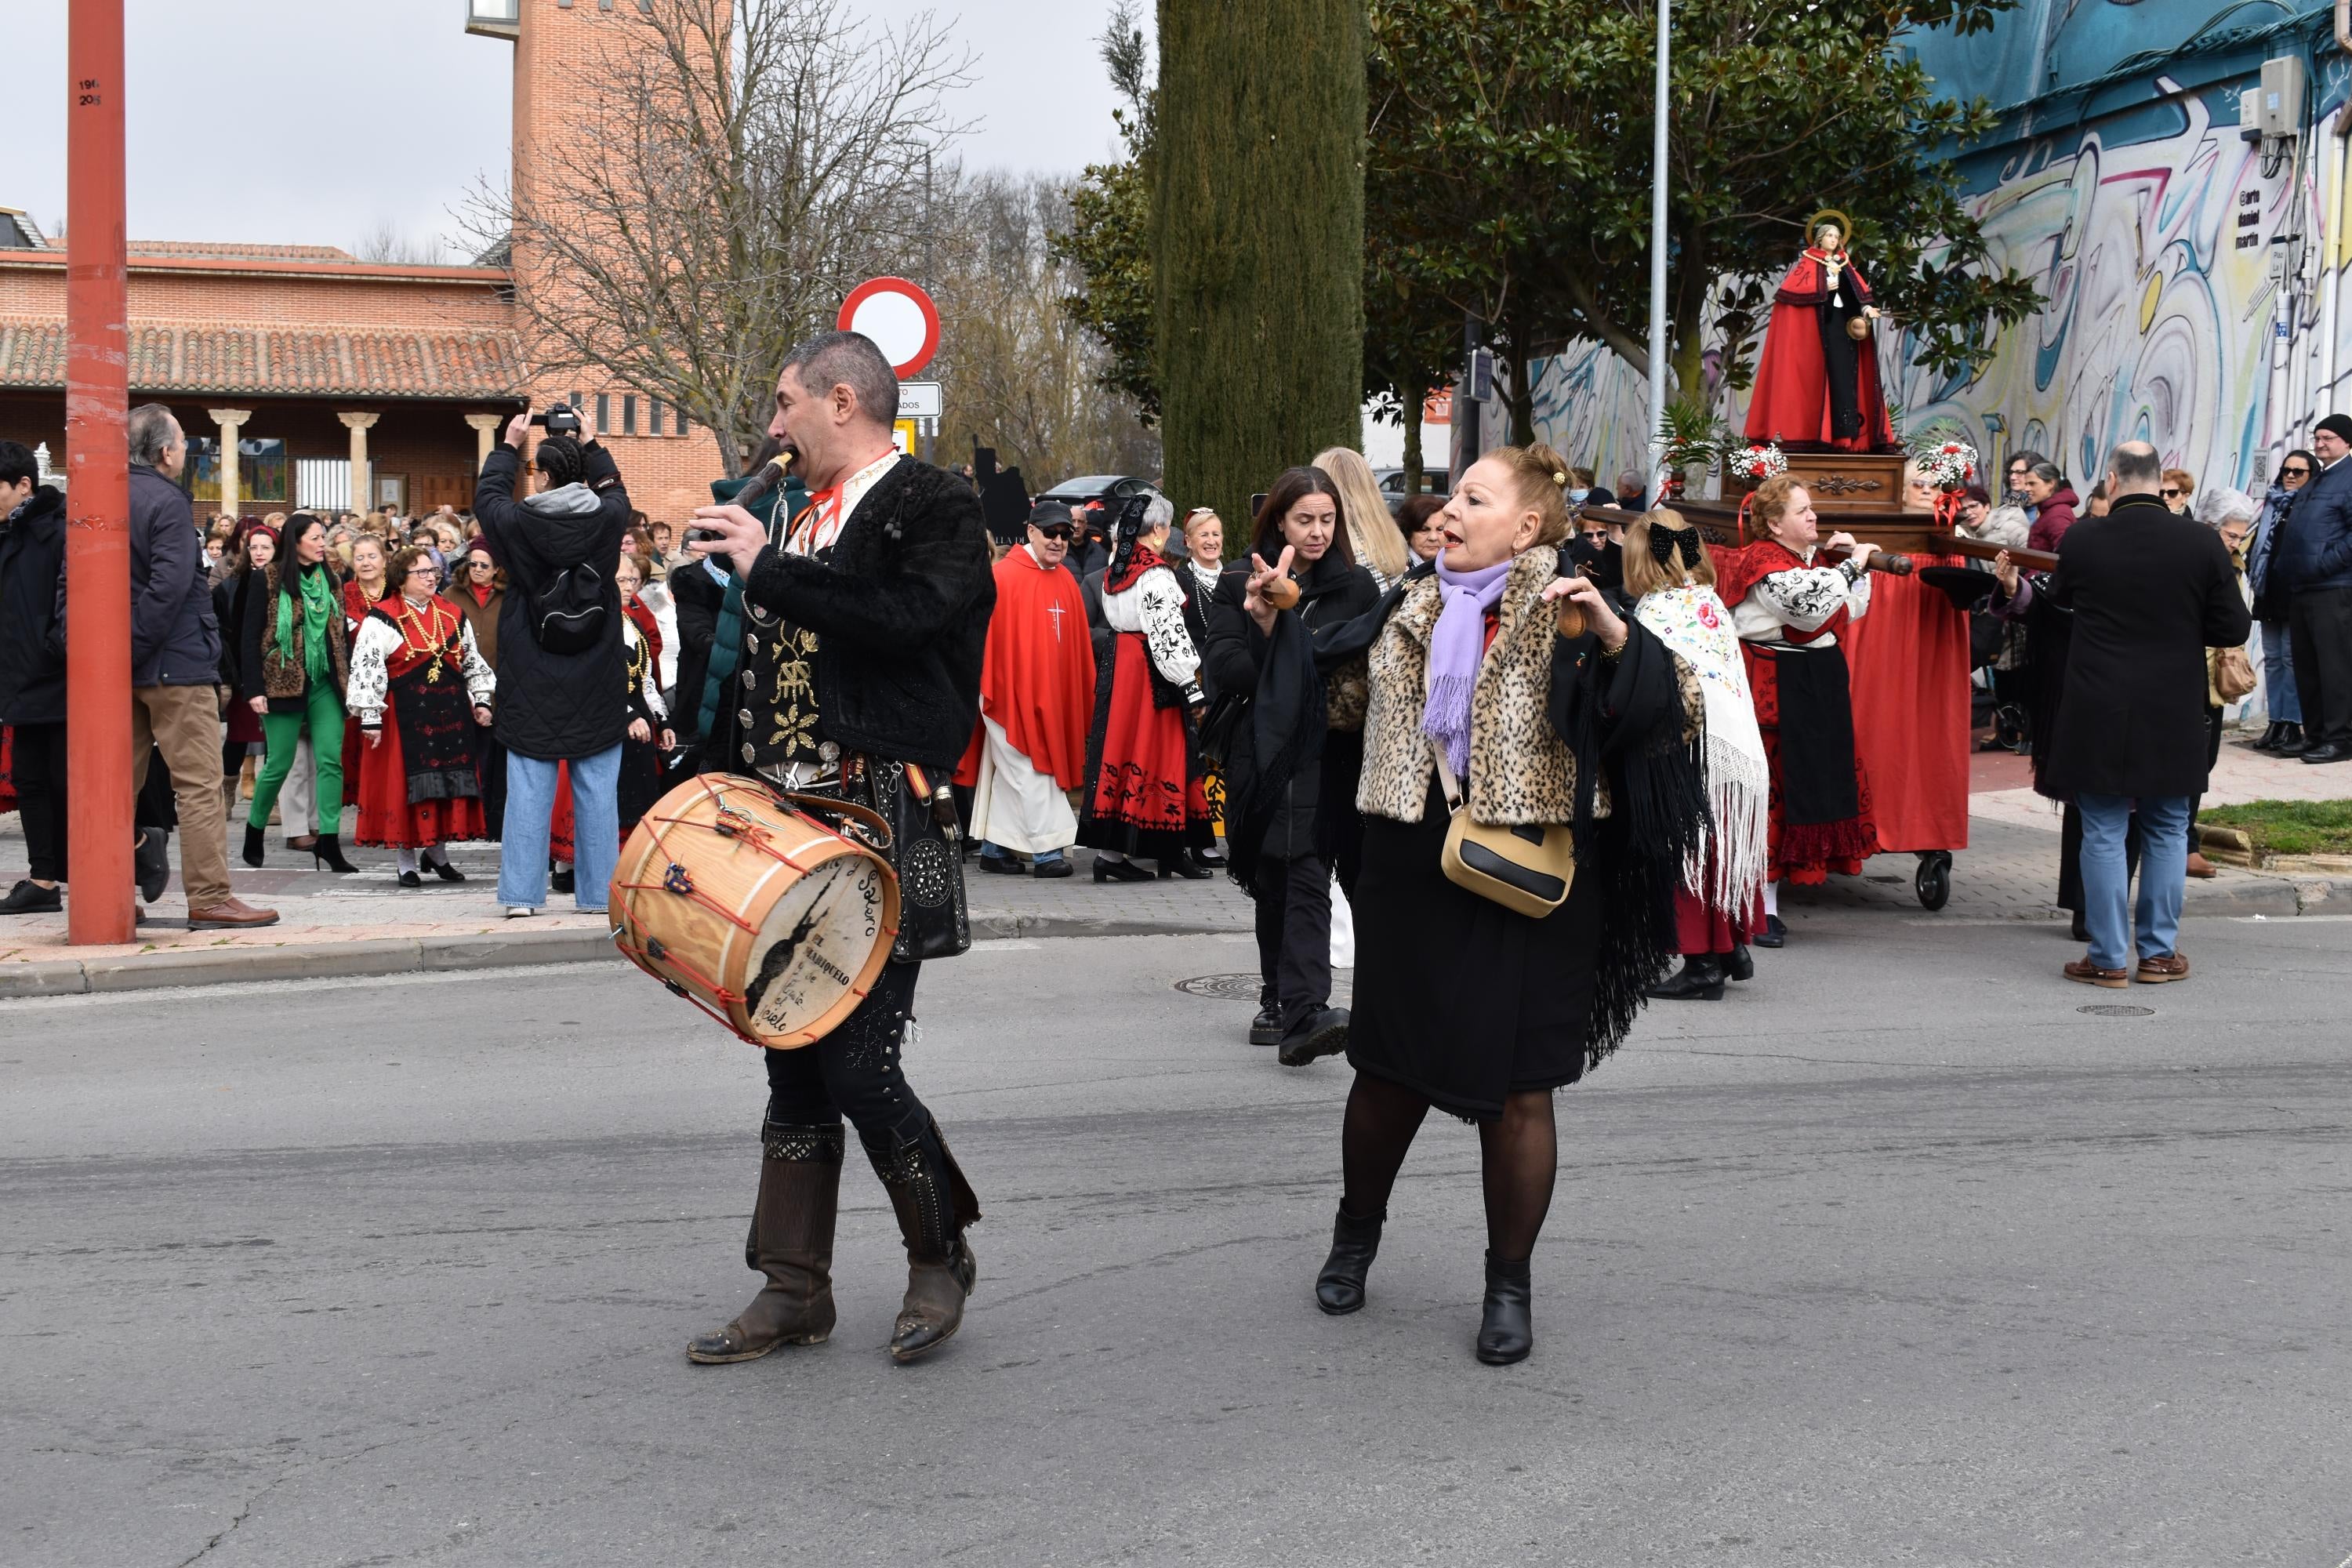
[2212,644,2257,704]
[1430,745,1575,919]
[844,754,971,962]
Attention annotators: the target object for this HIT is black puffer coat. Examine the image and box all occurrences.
[474,441,633,760]
[0,485,67,725]
[739,455,994,772]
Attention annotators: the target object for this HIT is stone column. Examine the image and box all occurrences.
[464,412,503,468]
[207,408,252,515]
[338,412,380,514]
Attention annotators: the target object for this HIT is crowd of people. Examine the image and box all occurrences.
[0,350,2313,1366]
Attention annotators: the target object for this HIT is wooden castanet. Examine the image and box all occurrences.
[1261,575,1301,611]
[610,773,900,1050]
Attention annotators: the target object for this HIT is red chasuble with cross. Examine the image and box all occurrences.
[956,546,1096,789]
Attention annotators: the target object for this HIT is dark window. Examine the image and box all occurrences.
[650,399,666,436]
[569,390,583,419]
[622,395,638,436]
[595,394,610,435]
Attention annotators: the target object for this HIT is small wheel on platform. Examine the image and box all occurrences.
[1914,851,1953,912]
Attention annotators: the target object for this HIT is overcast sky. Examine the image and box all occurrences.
[13,0,1131,256]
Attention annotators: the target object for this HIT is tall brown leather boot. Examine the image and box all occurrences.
[869,1123,981,1364]
[685,1120,841,1364]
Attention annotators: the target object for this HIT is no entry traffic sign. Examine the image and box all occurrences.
[838,277,941,379]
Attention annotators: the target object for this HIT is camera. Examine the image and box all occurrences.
[528,403,583,436]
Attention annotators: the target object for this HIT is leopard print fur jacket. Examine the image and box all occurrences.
[1356,545,1704,826]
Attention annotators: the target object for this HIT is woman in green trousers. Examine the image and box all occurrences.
[238,512,358,873]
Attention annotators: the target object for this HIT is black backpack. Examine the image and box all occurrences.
[530,561,609,655]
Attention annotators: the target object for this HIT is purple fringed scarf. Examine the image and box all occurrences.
[1421,554,1513,782]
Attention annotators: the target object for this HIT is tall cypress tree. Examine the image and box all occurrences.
[1153,0,1366,549]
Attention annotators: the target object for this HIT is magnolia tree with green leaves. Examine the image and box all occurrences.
[1366,0,2043,439]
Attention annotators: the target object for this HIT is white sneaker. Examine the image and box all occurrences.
[505,906,537,919]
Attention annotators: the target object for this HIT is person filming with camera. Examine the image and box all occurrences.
[473,404,635,916]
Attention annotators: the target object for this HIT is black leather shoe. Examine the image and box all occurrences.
[1475,1251,1533,1366]
[2071,910,2090,943]
[397,869,423,888]
[133,827,169,902]
[1726,944,1755,982]
[1159,855,1213,880]
[0,879,62,915]
[1276,1007,1349,1067]
[550,866,576,894]
[978,854,1025,875]
[2252,720,2284,752]
[1315,1206,1384,1315]
[1646,956,1726,1000]
[241,823,266,869]
[2278,723,2306,753]
[1032,856,1074,878]
[1093,856,1152,883]
[1247,1007,1282,1047]
[2302,742,2352,764]
[310,833,358,874]
[1751,913,1786,949]
[430,858,466,883]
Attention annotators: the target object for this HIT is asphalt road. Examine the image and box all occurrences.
[4,905,2349,1566]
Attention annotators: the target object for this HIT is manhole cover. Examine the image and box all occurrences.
[2078,1004,2154,1018]
[1174,973,1263,1001]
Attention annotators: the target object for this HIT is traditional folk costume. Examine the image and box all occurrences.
[954,541,1094,868]
[687,448,995,1370]
[1635,533,1772,1000]
[451,557,507,838]
[1077,506,1214,869]
[346,591,495,883]
[615,613,671,839]
[1319,543,1708,1363]
[1744,238,1895,452]
[1718,537,1878,890]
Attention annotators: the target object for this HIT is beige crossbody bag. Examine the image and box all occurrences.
[1429,743,1576,919]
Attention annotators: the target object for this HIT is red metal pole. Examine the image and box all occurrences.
[65,0,135,945]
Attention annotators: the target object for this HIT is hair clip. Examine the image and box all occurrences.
[1552,471,1568,486]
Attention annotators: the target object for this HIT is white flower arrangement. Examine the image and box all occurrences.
[1913,437,1978,492]
[1725,442,1788,485]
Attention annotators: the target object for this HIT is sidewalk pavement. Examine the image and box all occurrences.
[2,732,2339,995]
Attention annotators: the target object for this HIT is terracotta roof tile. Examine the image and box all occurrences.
[0,318,524,400]
[127,241,359,263]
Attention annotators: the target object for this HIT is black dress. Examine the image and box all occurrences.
[1345,618,1702,1122]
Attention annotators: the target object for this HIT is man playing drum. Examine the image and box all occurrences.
[686,331,996,1365]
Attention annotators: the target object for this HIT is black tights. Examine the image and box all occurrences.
[1339,1072,1558,1262]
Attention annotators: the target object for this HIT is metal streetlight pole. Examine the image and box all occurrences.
[65,0,136,945]
[1645,0,1671,501]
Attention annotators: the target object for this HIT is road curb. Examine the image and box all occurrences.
[0,927,625,999]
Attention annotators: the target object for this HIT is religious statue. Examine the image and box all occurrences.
[1743,209,1896,452]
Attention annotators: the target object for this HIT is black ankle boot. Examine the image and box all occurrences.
[1315,1206,1383,1315]
[1646,954,1726,1000]
[310,833,358,873]
[1475,1251,1533,1365]
[2254,720,2285,752]
[2278,723,2308,755]
[1726,944,1755,982]
[241,823,265,869]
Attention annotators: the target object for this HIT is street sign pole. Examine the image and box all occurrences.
[65,0,136,945]
[1646,0,1671,502]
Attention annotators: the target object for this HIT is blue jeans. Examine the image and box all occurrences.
[2260,619,2301,724]
[2077,793,2191,971]
[499,744,622,911]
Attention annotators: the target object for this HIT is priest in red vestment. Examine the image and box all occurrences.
[955,503,1095,877]
[1744,211,1896,452]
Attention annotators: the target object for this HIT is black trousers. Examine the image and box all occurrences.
[763,960,937,1159]
[9,720,68,883]
[2058,800,2141,913]
[2288,585,2352,747]
[1252,851,1332,1029]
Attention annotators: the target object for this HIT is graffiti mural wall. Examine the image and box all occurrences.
[1525,4,2352,499]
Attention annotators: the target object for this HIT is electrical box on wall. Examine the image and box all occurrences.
[2241,85,2263,142]
[2259,56,2307,137]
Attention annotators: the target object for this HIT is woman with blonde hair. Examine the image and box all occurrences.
[1312,446,1413,588]
[1624,510,1769,1000]
[1308,441,1708,1364]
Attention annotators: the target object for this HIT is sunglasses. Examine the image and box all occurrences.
[1035,527,1073,540]
[2161,488,2183,499]
[2283,466,2311,477]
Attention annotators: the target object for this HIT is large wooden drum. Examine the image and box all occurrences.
[610,774,900,1049]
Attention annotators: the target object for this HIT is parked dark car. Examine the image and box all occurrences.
[1374,466,1450,502]
[1033,474,1160,509]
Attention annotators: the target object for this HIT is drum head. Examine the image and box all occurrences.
[740,851,893,1044]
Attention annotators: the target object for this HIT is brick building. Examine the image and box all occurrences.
[0,0,725,524]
